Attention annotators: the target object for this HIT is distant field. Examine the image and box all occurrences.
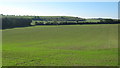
[2,24,118,66]
[31,19,100,23]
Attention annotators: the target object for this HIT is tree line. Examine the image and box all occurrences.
[2,17,32,29]
[1,15,120,29]
[34,19,120,25]
[32,16,85,21]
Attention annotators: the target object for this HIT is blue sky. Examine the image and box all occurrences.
[0,2,118,18]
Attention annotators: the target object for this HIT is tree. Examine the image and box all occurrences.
[2,17,32,29]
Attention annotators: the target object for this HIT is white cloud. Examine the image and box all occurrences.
[0,5,68,16]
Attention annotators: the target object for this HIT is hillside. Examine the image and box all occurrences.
[2,24,118,66]
[1,14,119,29]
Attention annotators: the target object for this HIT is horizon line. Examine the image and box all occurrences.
[1,14,118,19]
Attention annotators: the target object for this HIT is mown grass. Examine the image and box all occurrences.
[2,24,118,66]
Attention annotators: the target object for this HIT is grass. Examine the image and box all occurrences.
[86,19,100,22]
[2,24,118,66]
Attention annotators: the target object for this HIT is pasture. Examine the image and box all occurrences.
[2,24,118,66]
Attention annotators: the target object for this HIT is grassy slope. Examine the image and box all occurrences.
[2,24,118,66]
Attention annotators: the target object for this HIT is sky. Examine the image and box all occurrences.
[0,1,118,19]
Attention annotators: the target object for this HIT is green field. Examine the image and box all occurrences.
[2,24,118,66]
